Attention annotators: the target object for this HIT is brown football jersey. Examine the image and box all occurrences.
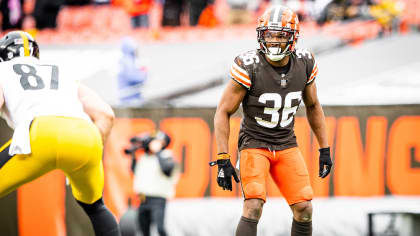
[229,48,318,151]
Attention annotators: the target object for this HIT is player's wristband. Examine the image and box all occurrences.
[319,147,330,155]
[217,153,230,160]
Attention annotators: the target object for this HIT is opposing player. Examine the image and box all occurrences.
[0,31,121,236]
[212,6,333,236]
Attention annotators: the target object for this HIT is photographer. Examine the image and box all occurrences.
[125,131,179,236]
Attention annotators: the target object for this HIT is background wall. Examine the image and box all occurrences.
[0,105,419,235]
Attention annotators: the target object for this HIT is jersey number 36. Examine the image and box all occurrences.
[255,91,302,128]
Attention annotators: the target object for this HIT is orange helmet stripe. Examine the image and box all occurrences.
[263,11,270,27]
[290,12,296,28]
[18,31,30,57]
[280,8,289,28]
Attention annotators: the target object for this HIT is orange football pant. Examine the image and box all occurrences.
[239,147,313,205]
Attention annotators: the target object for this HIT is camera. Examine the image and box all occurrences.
[124,135,151,154]
[124,131,171,155]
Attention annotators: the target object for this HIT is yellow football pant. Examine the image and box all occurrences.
[0,116,104,204]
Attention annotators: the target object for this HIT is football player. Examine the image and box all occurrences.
[0,31,121,236]
[212,6,333,236]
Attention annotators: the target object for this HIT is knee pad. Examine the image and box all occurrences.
[77,198,106,215]
[243,182,266,201]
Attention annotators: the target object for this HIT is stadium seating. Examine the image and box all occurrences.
[0,0,408,46]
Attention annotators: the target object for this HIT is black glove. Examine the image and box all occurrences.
[209,153,240,191]
[319,147,333,178]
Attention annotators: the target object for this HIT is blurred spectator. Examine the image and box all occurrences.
[93,0,111,4]
[226,0,260,25]
[317,0,348,25]
[196,2,218,27]
[162,0,184,26]
[33,0,64,29]
[123,0,153,28]
[117,37,147,106]
[347,0,375,20]
[369,0,403,34]
[190,0,213,26]
[161,0,216,27]
[125,131,179,236]
[316,0,404,32]
[64,0,91,5]
[1,0,24,30]
[316,0,373,25]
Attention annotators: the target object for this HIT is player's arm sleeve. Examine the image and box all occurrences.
[229,57,251,90]
[306,53,318,85]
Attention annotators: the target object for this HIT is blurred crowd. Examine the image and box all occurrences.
[0,0,410,35]
[316,0,405,33]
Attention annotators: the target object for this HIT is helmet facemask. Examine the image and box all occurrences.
[258,29,297,61]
